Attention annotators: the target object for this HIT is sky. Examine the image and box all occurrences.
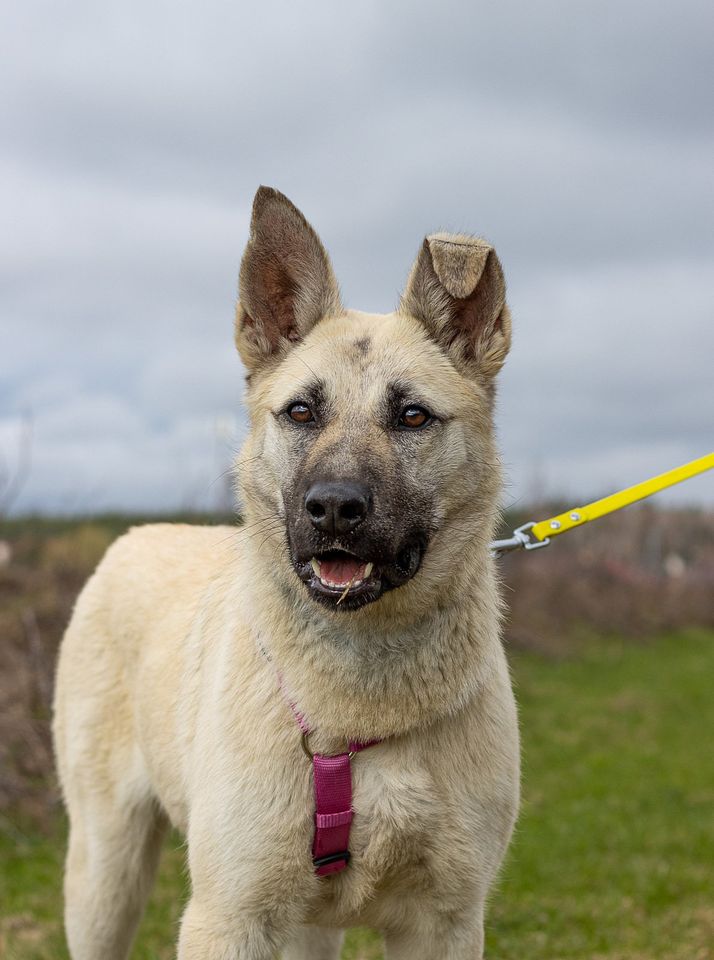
[1,0,713,514]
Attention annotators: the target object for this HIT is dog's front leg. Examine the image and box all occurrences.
[384,913,484,960]
[177,762,315,960]
[281,926,344,959]
[177,897,291,960]
[177,845,312,960]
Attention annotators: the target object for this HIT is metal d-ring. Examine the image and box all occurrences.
[301,730,355,760]
[301,730,314,760]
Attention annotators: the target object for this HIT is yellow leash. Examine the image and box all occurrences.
[491,453,714,557]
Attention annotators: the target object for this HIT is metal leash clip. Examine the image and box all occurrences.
[490,454,713,559]
[490,521,551,558]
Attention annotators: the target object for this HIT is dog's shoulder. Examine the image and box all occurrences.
[68,522,239,644]
[114,520,236,555]
[92,522,236,584]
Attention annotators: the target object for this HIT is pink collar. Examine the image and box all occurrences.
[258,637,381,876]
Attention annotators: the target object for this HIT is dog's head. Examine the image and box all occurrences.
[235,187,511,613]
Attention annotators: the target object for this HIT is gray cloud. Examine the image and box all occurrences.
[1,0,712,513]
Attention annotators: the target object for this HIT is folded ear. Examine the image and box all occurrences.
[236,187,343,371]
[399,233,511,378]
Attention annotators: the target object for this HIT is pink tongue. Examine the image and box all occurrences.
[319,555,366,587]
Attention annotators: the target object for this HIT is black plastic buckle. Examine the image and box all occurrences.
[313,850,351,869]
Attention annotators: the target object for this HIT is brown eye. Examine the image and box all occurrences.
[399,406,431,429]
[287,402,314,424]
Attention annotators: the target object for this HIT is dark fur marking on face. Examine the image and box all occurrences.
[352,336,371,357]
[384,381,443,428]
[284,440,435,610]
[274,378,329,421]
[384,382,413,427]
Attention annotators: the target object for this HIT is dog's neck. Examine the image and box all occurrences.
[241,532,502,745]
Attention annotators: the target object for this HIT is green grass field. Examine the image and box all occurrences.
[2,630,712,960]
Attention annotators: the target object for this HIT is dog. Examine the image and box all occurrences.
[53,187,520,959]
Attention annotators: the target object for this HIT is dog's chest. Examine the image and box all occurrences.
[352,755,439,860]
[312,753,444,920]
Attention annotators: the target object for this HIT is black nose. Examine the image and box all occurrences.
[304,480,370,536]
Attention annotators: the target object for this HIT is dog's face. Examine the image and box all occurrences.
[235,188,512,613]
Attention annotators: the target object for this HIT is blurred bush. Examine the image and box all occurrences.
[0,524,114,821]
[500,503,714,654]
[0,513,230,824]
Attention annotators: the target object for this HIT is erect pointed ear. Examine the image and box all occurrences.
[399,233,512,378]
[235,187,343,371]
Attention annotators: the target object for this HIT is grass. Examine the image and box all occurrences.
[1,630,713,959]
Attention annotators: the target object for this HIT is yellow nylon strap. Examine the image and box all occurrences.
[530,453,714,543]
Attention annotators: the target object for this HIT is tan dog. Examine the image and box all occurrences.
[53,187,520,960]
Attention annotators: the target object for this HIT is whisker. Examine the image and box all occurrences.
[243,522,285,546]
[237,518,283,540]
[256,527,285,552]
[206,465,237,491]
[295,354,320,382]
[211,514,280,550]
[234,453,265,469]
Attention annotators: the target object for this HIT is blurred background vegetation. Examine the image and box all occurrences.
[1,506,713,958]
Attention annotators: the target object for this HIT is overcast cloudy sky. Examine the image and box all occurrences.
[1,0,712,514]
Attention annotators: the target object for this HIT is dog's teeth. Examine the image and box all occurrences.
[310,558,321,577]
[364,562,374,577]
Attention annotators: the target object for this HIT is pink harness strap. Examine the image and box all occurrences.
[309,739,378,875]
[280,677,379,876]
[311,751,354,875]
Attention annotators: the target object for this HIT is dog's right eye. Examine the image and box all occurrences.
[287,403,314,424]
[398,406,432,430]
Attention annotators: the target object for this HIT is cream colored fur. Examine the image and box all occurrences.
[53,191,520,960]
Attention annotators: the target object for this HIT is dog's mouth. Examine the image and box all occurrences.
[304,550,379,608]
[311,552,374,592]
[293,542,426,611]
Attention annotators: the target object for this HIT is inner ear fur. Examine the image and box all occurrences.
[399,232,512,378]
[235,186,343,371]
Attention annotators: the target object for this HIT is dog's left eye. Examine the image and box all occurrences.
[398,406,432,430]
[287,402,314,424]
